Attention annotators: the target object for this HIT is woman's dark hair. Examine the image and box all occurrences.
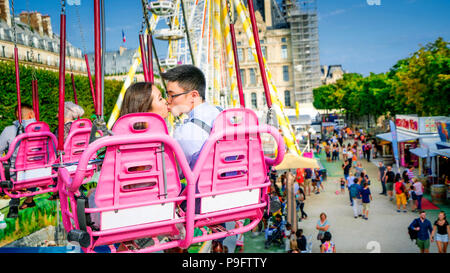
[296,229,303,237]
[119,82,154,118]
[395,173,401,183]
[323,231,332,241]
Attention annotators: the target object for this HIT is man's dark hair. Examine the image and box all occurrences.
[296,229,303,237]
[161,64,206,100]
[15,103,33,118]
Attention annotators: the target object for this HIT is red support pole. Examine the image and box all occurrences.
[32,80,36,117]
[58,13,66,152]
[94,0,102,116]
[71,73,78,104]
[139,34,150,82]
[33,80,40,121]
[230,23,245,108]
[246,0,272,108]
[147,34,154,84]
[14,47,22,124]
[84,54,97,111]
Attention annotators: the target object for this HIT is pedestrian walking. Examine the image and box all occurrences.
[355,162,364,179]
[320,232,336,253]
[347,172,356,206]
[342,159,351,182]
[409,211,433,253]
[431,211,449,253]
[412,178,424,211]
[325,144,331,162]
[385,166,396,201]
[347,144,353,167]
[360,182,372,220]
[304,168,313,196]
[364,141,372,162]
[378,162,387,195]
[349,178,362,218]
[340,178,346,194]
[395,177,408,213]
[296,187,308,220]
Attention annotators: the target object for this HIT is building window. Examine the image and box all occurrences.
[249,68,256,85]
[237,48,243,62]
[283,65,289,81]
[281,37,287,43]
[262,46,267,58]
[260,39,265,44]
[281,45,288,59]
[240,69,246,85]
[237,41,241,46]
[248,48,254,61]
[1,46,5,58]
[37,53,40,62]
[284,90,291,107]
[251,92,257,108]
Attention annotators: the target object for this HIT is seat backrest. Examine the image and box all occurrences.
[94,113,181,230]
[14,122,57,172]
[63,119,93,163]
[195,108,267,199]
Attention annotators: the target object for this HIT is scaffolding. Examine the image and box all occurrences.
[284,0,321,104]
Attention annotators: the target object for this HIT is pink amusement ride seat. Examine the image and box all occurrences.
[0,122,58,198]
[188,108,285,244]
[60,119,98,178]
[58,113,196,253]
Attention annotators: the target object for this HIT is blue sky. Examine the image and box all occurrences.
[11,0,450,76]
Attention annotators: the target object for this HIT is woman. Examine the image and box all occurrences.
[320,231,336,253]
[87,82,169,250]
[118,82,168,119]
[431,211,449,253]
[412,178,424,212]
[296,187,307,220]
[316,212,330,245]
[54,101,85,142]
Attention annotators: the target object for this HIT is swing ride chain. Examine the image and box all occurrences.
[11,0,17,48]
[24,0,38,80]
[61,0,66,14]
[226,0,234,24]
[75,5,87,54]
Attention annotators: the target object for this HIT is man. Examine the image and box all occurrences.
[384,166,395,201]
[162,64,221,169]
[0,104,37,217]
[347,171,356,206]
[349,177,362,219]
[378,162,387,195]
[365,141,372,162]
[342,160,351,182]
[409,211,433,253]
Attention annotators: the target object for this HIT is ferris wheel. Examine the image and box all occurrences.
[107,0,302,156]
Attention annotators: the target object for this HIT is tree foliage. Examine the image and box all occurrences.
[0,60,123,130]
[313,37,450,119]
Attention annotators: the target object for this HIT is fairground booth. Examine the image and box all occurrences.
[376,115,444,170]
